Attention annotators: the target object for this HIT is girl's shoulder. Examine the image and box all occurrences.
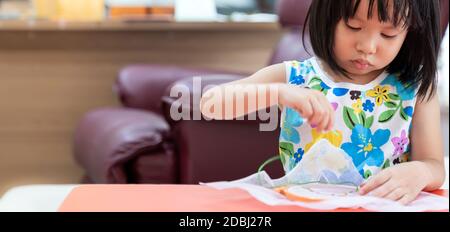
[283,57,318,86]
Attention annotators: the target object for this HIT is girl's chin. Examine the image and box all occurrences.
[346,65,378,75]
[343,68,367,76]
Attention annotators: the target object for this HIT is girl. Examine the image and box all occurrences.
[200,0,445,205]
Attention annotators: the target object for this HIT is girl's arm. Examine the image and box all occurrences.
[409,93,446,191]
[200,64,335,132]
[200,63,286,120]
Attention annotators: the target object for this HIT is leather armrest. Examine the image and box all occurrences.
[73,107,171,183]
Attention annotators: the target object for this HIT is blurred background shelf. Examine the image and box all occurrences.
[0,19,280,31]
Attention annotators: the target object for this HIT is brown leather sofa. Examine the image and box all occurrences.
[73,0,449,184]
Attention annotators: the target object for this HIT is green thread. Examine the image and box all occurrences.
[257,155,280,185]
[257,155,280,173]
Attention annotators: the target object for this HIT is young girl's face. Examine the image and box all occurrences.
[333,0,408,78]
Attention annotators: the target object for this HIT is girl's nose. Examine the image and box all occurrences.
[356,37,377,55]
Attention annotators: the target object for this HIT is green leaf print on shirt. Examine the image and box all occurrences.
[378,99,411,123]
[365,114,374,128]
[388,93,400,101]
[343,106,359,130]
[384,101,397,108]
[364,170,372,179]
[382,159,391,169]
[279,141,294,168]
[308,77,330,95]
[359,111,375,129]
[379,110,396,123]
[343,106,374,130]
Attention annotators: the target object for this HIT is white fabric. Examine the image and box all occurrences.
[203,174,449,212]
[204,149,449,212]
[0,185,78,212]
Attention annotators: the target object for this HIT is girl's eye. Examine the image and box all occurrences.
[381,33,397,39]
[346,24,361,31]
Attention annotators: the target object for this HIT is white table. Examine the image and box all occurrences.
[0,185,78,212]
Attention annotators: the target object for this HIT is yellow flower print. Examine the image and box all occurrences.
[291,60,300,68]
[366,85,391,106]
[305,129,343,153]
[352,99,363,114]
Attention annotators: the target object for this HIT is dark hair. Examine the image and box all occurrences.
[302,0,441,101]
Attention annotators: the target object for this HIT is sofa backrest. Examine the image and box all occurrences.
[268,0,313,65]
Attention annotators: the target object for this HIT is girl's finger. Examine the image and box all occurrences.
[327,108,335,131]
[320,104,331,132]
[308,96,326,129]
[359,170,392,195]
[385,188,406,201]
[296,96,314,119]
[398,193,413,205]
[369,180,397,198]
[314,95,328,131]
[324,102,335,131]
[319,110,330,132]
[319,96,334,131]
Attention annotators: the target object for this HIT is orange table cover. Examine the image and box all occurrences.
[58,184,449,212]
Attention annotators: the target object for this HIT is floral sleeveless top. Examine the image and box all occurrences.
[279,57,418,181]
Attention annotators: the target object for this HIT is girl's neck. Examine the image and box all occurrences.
[318,59,385,85]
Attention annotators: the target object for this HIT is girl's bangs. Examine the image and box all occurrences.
[341,0,418,29]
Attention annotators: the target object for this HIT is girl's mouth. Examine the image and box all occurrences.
[351,59,371,70]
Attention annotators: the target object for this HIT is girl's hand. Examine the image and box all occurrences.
[358,161,433,205]
[278,84,334,132]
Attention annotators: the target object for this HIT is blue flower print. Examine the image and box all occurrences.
[341,125,391,176]
[293,148,305,163]
[381,74,416,100]
[362,99,375,112]
[333,88,349,96]
[320,81,331,91]
[288,147,305,170]
[281,107,304,143]
[289,67,305,85]
[403,106,414,117]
